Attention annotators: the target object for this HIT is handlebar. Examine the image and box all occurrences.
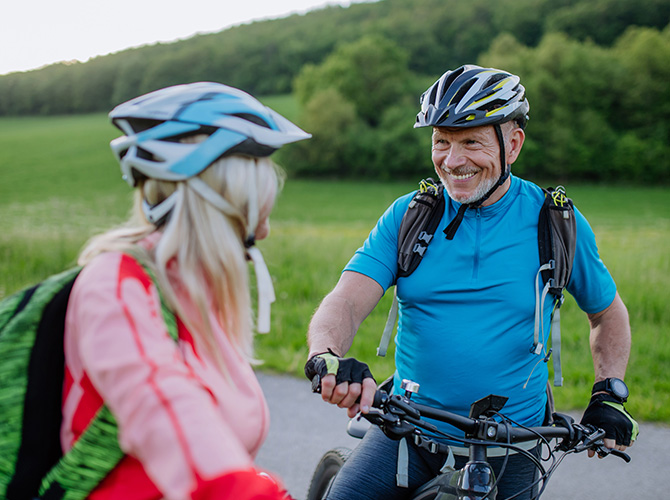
[366,388,631,463]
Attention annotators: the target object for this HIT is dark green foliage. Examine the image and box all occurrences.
[294,34,413,126]
[480,28,670,183]
[2,0,669,115]
[0,0,669,183]
[283,36,431,180]
[546,0,670,45]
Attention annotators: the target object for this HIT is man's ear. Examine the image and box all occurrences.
[506,126,525,165]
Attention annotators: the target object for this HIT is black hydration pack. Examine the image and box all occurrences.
[377,178,576,388]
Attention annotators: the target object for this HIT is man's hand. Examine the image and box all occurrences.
[580,393,639,458]
[305,351,377,418]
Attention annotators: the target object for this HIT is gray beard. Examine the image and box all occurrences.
[443,174,498,205]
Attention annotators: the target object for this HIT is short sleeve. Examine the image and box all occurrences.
[344,191,415,291]
[566,207,617,314]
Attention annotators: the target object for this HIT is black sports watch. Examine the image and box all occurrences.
[592,377,629,403]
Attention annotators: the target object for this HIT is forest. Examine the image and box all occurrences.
[1,0,669,182]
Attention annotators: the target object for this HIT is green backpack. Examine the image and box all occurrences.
[377,179,576,388]
[0,263,176,500]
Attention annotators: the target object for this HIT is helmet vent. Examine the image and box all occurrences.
[136,146,160,162]
[484,73,506,89]
[443,66,466,92]
[232,113,271,129]
[125,118,164,134]
[450,80,476,106]
[483,99,508,113]
[427,84,439,107]
[162,125,216,143]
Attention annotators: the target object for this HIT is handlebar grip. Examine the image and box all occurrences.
[372,390,388,409]
[312,376,384,410]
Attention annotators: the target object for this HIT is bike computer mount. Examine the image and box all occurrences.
[469,394,509,419]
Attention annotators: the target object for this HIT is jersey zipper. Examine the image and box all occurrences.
[473,208,481,280]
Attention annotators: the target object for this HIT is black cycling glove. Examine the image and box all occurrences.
[304,349,375,392]
[580,393,639,447]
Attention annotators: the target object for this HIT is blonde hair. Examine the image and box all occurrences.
[79,154,284,367]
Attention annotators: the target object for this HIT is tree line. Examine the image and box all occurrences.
[1,0,667,114]
[277,25,670,184]
[0,0,668,183]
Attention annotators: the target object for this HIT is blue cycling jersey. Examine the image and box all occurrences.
[344,175,616,439]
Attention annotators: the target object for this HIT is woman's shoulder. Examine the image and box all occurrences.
[79,252,152,283]
[73,252,160,310]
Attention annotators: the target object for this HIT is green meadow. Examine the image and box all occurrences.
[1,113,668,422]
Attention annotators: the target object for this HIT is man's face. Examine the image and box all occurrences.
[431,124,523,206]
[431,125,502,205]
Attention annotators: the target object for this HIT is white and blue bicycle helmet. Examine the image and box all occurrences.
[110,81,310,186]
[109,82,310,333]
[109,82,310,226]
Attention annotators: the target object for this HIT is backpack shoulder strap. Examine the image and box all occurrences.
[2,267,83,500]
[533,186,577,387]
[397,178,445,278]
[37,258,178,500]
[378,179,444,357]
[538,186,576,297]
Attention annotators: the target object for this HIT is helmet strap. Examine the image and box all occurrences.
[142,192,179,227]
[443,203,469,240]
[476,123,510,207]
[188,176,276,333]
[247,246,276,333]
[188,177,239,218]
[443,123,509,240]
[493,123,510,189]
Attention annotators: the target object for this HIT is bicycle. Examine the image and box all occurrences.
[306,378,630,500]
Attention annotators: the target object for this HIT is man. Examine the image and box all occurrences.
[304,65,638,499]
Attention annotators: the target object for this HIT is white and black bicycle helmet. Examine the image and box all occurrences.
[415,65,529,130]
[414,65,530,239]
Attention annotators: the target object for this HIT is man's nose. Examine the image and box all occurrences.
[442,146,466,170]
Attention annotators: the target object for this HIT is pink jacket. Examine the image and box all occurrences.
[62,252,271,499]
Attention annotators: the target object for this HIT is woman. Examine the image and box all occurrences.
[61,82,310,499]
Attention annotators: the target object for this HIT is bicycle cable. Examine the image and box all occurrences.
[402,411,551,500]
[490,413,559,500]
[477,416,512,500]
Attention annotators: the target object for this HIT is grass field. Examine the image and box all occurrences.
[1,113,668,422]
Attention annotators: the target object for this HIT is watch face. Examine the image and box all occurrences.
[610,378,629,399]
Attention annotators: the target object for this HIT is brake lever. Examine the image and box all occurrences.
[594,444,632,463]
[574,427,605,453]
[573,426,632,463]
[362,410,398,427]
[388,394,421,420]
[610,449,632,463]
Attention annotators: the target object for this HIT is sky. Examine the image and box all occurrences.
[0,0,369,76]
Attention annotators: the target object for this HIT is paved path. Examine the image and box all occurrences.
[255,372,668,500]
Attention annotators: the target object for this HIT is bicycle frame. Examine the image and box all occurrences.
[411,453,496,500]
